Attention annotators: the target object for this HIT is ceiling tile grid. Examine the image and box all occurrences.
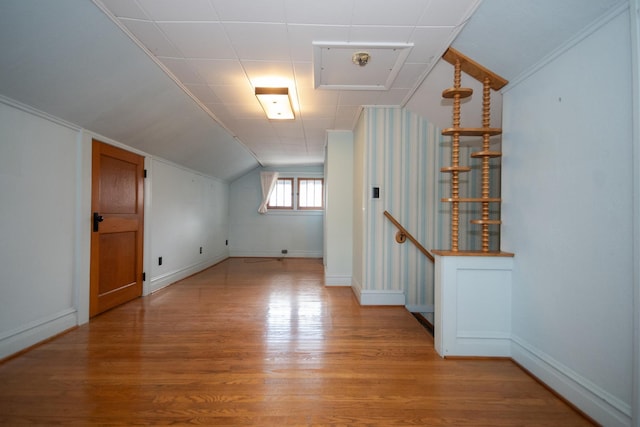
[97,0,482,166]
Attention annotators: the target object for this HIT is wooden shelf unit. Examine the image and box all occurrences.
[439,48,508,254]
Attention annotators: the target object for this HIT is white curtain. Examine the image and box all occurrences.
[258,171,279,214]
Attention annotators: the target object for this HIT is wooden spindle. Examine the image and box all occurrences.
[481,77,491,251]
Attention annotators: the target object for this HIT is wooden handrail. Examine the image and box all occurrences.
[383,211,434,262]
[442,48,508,90]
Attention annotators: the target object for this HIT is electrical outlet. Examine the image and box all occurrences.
[158,256,162,266]
[225,240,228,246]
[199,246,202,254]
[281,249,288,254]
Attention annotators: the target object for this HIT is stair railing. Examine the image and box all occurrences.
[383,210,434,262]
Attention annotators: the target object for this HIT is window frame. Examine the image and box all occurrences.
[267,177,294,210]
[297,178,324,210]
[265,175,324,213]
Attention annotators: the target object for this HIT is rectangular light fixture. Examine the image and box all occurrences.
[255,87,295,120]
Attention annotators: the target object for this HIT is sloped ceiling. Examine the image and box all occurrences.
[0,0,260,181]
[406,0,627,129]
[0,0,628,181]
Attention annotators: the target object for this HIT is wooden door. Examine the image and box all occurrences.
[90,140,144,317]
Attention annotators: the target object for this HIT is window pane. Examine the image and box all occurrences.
[268,178,293,209]
[298,178,323,209]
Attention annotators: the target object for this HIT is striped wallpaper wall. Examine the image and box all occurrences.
[359,106,502,311]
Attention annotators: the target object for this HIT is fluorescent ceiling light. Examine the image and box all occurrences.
[255,87,295,120]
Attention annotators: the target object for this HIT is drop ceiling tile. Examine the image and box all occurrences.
[210,0,286,23]
[234,121,278,137]
[418,0,480,26]
[338,90,382,106]
[225,103,267,120]
[351,0,429,26]
[304,117,336,132]
[277,138,307,146]
[190,59,246,85]
[238,120,276,134]
[100,0,149,19]
[241,60,295,87]
[271,121,305,138]
[288,62,313,90]
[137,0,218,21]
[224,23,290,61]
[287,24,350,62]
[120,19,181,57]
[407,26,455,63]
[301,103,337,119]
[391,63,429,89]
[284,0,355,25]
[348,26,414,43]
[210,82,257,105]
[334,105,360,129]
[376,88,410,105]
[185,84,222,103]
[305,146,326,158]
[157,22,235,59]
[298,87,339,106]
[205,104,238,123]
[158,57,205,84]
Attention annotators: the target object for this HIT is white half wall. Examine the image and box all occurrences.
[228,166,324,258]
[502,8,634,427]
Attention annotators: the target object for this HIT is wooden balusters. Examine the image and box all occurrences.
[440,48,508,254]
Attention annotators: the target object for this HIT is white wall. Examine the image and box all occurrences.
[351,106,446,308]
[228,166,324,258]
[147,159,230,293]
[0,97,233,359]
[502,9,634,426]
[324,131,354,285]
[0,100,85,359]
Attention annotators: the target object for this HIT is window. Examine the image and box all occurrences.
[298,178,324,210]
[268,178,293,209]
[267,177,324,211]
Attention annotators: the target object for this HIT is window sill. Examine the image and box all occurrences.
[264,210,324,216]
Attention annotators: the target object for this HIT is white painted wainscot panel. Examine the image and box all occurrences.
[434,253,514,357]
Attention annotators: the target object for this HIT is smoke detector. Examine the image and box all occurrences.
[352,51,371,67]
[313,42,413,90]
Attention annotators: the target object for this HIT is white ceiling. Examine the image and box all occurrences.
[0,0,627,181]
[94,0,480,167]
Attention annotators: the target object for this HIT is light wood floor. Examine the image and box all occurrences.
[0,258,594,426]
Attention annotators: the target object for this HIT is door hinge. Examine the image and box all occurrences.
[143,169,147,178]
[142,272,146,281]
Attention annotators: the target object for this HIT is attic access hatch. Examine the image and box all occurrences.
[313,42,413,90]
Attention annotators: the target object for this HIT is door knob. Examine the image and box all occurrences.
[93,212,104,232]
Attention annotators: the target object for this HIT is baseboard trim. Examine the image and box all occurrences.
[229,250,322,258]
[0,308,77,360]
[405,304,434,313]
[324,275,352,286]
[511,335,631,427]
[358,289,405,306]
[147,255,228,294]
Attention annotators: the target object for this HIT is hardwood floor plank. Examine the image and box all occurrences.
[0,258,594,426]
